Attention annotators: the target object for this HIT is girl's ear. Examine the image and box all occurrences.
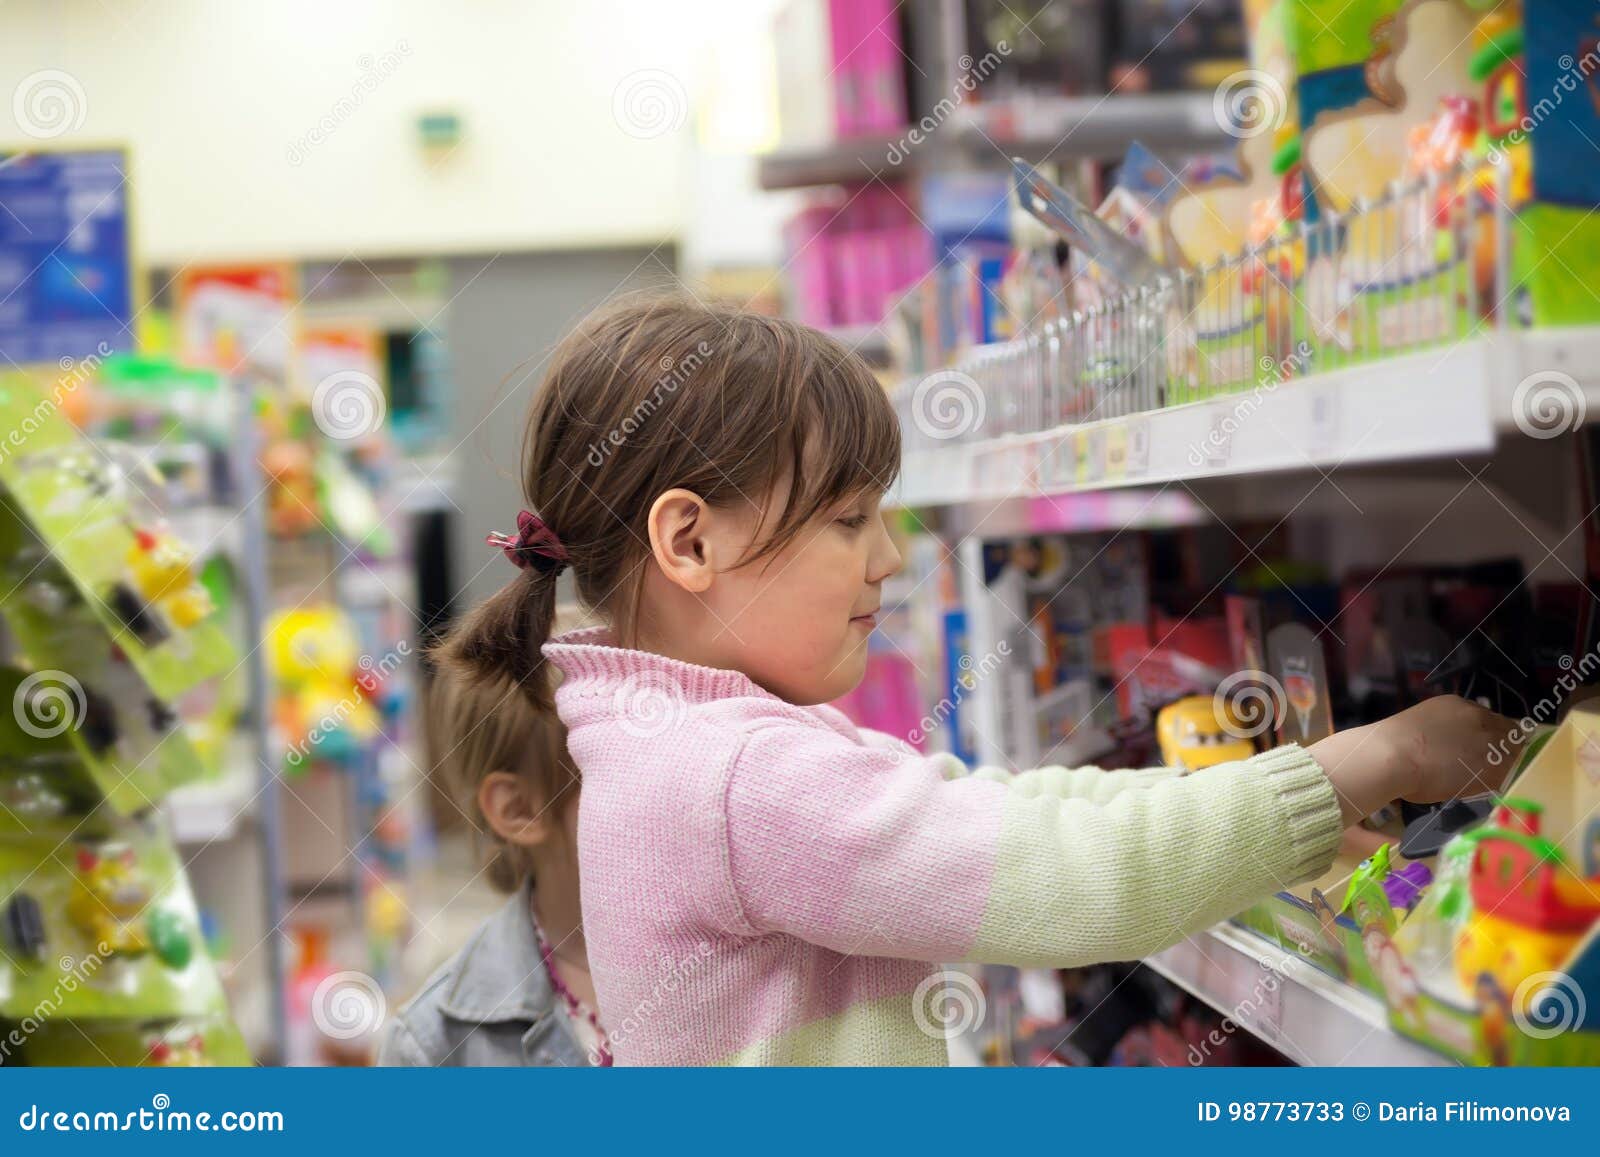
[477,771,553,849]
[647,488,715,593]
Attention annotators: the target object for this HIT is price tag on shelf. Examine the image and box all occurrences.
[1010,443,1032,492]
[1104,425,1128,480]
[972,447,998,494]
[1019,441,1041,495]
[1240,961,1286,1044]
[1042,434,1073,491]
[1125,417,1150,478]
[1085,427,1107,484]
[1307,383,1340,462]
[1202,407,1233,470]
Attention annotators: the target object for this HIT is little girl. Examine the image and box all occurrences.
[379,637,607,1066]
[446,294,1514,1066]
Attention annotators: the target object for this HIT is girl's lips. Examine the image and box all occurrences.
[850,612,878,628]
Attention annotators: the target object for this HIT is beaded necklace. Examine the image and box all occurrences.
[533,918,612,1066]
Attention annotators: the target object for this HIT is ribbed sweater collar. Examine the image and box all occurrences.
[543,626,782,724]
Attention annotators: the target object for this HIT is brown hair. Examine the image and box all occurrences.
[423,657,579,892]
[435,293,901,713]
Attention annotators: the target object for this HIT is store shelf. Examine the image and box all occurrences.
[757,93,1227,191]
[1146,923,1452,1067]
[894,328,1600,509]
[953,92,1230,163]
[161,739,258,844]
[756,134,918,191]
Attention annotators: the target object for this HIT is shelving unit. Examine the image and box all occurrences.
[754,0,1600,1071]
[757,93,1230,191]
[952,92,1231,165]
[895,328,1600,508]
[758,135,922,192]
[1146,925,1452,1067]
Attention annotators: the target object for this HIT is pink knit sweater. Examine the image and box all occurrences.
[544,627,1343,1065]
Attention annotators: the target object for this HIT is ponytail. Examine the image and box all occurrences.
[433,565,560,712]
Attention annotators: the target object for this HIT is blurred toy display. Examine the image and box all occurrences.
[892,0,1600,448]
[1110,0,1249,93]
[786,186,934,332]
[266,605,381,771]
[966,962,1290,1067]
[772,0,909,147]
[0,368,248,1066]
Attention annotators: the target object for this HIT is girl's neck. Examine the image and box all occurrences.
[529,865,597,1011]
[529,853,585,960]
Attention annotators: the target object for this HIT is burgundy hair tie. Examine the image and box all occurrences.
[486,510,569,575]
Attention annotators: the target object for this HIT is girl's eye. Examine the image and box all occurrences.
[836,514,869,531]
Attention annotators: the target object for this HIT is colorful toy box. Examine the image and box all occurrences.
[1231,706,1600,1065]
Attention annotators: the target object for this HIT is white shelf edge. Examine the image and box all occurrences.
[162,743,258,844]
[1146,923,1454,1067]
[891,328,1600,510]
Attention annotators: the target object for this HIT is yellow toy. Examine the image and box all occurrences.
[266,605,379,766]
[1453,703,1600,1004]
[1454,798,1600,1005]
[1156,695,1258,772]
[66,844,152,957]
[127,527,215,629]
[260,438,320,538]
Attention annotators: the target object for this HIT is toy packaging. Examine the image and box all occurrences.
[0,820,228,1019]
[1233,703,1600,1065]
[0,368,247,1065]
[0,372,234,699]
[922,0,1600,455]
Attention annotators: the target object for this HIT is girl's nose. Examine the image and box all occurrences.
[868,518,903,583]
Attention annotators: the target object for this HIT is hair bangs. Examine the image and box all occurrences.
[754,331,901,561]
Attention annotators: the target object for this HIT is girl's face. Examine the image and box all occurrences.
[716,490,902,705]
[643,485,903,706]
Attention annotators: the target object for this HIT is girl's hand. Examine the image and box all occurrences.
[1308,695,1520,828]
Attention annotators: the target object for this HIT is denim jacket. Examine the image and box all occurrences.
[377,881,589,1067]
